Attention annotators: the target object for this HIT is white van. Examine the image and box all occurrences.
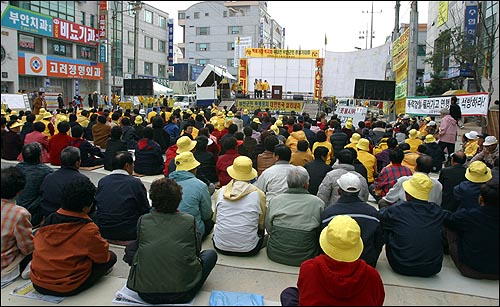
[173,94,197,109]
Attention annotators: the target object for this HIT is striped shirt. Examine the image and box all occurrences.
[372,163,413,197]
[1,199,34,270]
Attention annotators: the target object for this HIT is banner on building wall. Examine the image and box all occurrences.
[395,98,406,116]
[168,18,174,66]
[53,18,99,45]
[234,36,252,68]
[238,58,248,94]
[99,43,107,63]
[437,1,449,27]
[1,5,53,36]
[236,99,304,113]
[464,3,478,45]
[314,58,324,100]
[245,48,320,59]
[395,62,408,83]
[406,93,489,116]
[395,80,407,101]
[335,106,367,128]
[391,27,409,60]
[18,52,103,80]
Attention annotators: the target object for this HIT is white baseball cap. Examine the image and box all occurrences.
[336,173,361,193]
[426,121,436,126]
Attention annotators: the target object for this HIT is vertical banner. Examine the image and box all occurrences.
[75,79,79,96]
[99,43,107,63]
[98,1,107,40]
[239,58,248,94]
[437,1,449,27]
[314,58,324,100]
[464,3,478,45]
[168,18,174,66]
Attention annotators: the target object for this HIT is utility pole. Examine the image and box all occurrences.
[407,1,418,97]
[362,2,382,49]
[133,1,142,79]
[389,1,401,123]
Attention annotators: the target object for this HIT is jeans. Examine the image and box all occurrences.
[280,287,299,306]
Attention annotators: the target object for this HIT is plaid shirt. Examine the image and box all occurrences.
[1,199,34,270]
[372,163,413,197]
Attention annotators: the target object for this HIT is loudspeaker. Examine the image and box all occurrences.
[124,79,154,96]
[293,94,304,100]
[353,79,395,101]
[364,80,376,99]
[383,81,395,101]
[354,79,365,99]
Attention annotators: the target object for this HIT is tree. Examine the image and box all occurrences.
[424,3,499,100]
[424,73,459,96]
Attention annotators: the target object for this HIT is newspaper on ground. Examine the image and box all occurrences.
[10,280,65,303]
[113,284,194,306]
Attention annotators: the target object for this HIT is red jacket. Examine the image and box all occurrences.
[297,254,385,306]
[216,149,240,187]
[30,209,111,293]
[164,144,178,176]
[48,132,71,165]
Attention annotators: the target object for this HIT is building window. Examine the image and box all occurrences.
[80,11,85,25]
[144,10,153,24]
[197,27,209,35]
[228,26,241,35]
[228,42,235,50]
[19,34,43,53]
[159,16,167,28]
[178,12,185,19]
[145,36,153,49]
[128,59,134,73]
[127,3,135,16]
[417,44,426,56]
[144,62,153,75]
[89,14,95,28]
[159,40,166,52]
[196,59,209,66]
[227,58,235,67]
[77,45,96,61]
[194,12,200,19]
[47,40,71,57]
[158,64,166,77]
[197,43,208,51]
[223,11,227,17]
[205,12,209,16]
[128,31,134,45]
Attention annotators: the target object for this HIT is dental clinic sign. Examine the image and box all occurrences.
[1,4,53,37]
[406,93,489,116]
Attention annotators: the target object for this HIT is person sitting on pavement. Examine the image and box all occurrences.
[169,152,214,240]
[212,156,267,257]
[320,173,384,268]
[304,146,332,196]
[462,131,480,160]
[399,142,424,173]
[103,126,128,171]
[255,144,296,207]
[344,132,361,152]
[2,120,23,161]
[378,155,443,209]
[91,115,111,150]
[15,142,54,227]
[1,167,34,286]
[280,215,385,306]
[31,177,117,296]
[69,125,104,167]
[48,121,72,166]
[370,148,413,203]
[257,134,279,176]
[422,134,445,173]
[313,130,333,165]
[120,117,138,150]
[443,180,499,280]
[193,135,218,185]
[375,137,398,172]
[134,127,164,176]
[39,146,89,221]
[405,129,422,153]
[94,151,150,241]
[285,123,310,154]
[317,149,369,208]
[290,140,313,167]
[468,136,499,168]
[356,138,378,185]
[380,173,448,277]
[438,151,467,212]
[18,122,50,163]
[266,166,324,266]
[125,178,217,304]
[216,137,240,187]
[453,161,492,210]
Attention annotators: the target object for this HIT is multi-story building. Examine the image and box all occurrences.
[1,1,172,106]
[424,1,499,103]
[177,1,284,77]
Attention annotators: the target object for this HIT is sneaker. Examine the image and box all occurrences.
[21,261,31,279]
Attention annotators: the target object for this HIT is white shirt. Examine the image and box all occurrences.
[255,162,296,207]
[382,172,443,205]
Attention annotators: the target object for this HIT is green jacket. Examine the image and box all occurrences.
[127,210,202,293]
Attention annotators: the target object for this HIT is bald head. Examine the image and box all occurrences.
[415,155,433,173]
[451,151,466,165]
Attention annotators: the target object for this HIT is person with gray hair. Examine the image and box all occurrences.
[265,166,325,266]
[438,107,459,165]
[39,146,88,220]
[319,173,384,268]
[15,142,54,226]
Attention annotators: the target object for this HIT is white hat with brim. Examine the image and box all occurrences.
[227,156,257,181]
[465,131,478,140]
[319,215,364,263]
[483,136,498,146]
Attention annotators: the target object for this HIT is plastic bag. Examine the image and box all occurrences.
[209,290,264,306]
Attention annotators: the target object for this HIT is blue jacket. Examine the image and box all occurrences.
[168,171,213,237]
[454,180,482,210]
[134,138,164,175]
[94,172,150,240]
[164,122,180,145]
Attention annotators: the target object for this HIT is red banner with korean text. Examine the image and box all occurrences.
[314,58,324,100]
[53,18,99,45]
[99,1,107,40]
[239,58,248,94]
[47,59,103,80]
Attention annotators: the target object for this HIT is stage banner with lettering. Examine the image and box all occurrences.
[238,58,248,94]
[335,106,367,129]
[405,93,489,116]
[236,99,304,113]
[245,48,320,59]
[314,58,324,100]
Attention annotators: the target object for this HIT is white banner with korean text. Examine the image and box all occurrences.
[336,106,367,128]
[405,93,489,116]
